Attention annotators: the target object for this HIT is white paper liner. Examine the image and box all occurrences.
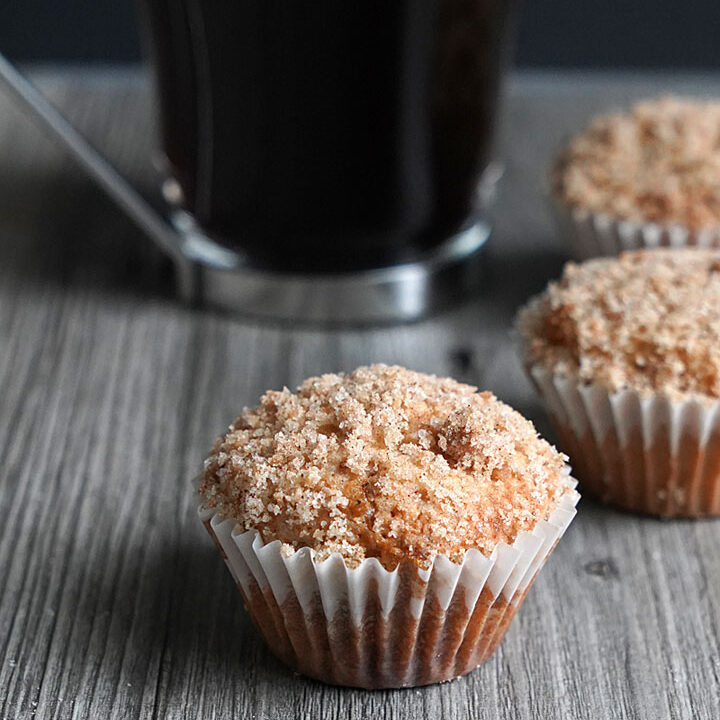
[551,198,720,260]
[527,363,720,516]
[196,478,579,688]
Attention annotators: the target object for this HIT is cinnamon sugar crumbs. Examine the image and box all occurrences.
[199,365,572,569]
[517,249,720,402]
[553,96,720,230]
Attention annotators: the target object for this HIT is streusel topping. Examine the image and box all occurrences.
[518,249,720,401]
[553,96,720,230]
[199,365,571,569]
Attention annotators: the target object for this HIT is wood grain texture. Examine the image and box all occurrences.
[2,68,720,720]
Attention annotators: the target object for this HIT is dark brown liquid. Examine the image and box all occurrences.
[140,0,515,272]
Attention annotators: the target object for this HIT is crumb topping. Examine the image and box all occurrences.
[199,365,571,569]
[518,249,720,401]
[553,96,720,230]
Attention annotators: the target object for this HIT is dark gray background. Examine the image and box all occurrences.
[1,0,719,68]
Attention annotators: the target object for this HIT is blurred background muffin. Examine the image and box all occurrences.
[551,97,720,258]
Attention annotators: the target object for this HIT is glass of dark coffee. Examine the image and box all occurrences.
[139,0,517,319]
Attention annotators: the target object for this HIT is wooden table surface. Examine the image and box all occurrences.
[2,68,720,720]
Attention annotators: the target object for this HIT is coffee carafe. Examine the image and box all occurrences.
[0,1,516,323]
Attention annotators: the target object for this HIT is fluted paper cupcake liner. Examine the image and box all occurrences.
[527,364,720,517]
[197,481,579,689]
[551,198,720,260]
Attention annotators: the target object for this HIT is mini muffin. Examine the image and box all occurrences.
[517,249,720,517]
[552,96,720,258]
[197,364,578,688]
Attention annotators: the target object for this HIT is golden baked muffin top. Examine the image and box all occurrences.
[553,96,720,230]
[199,364,572,569]
[518,249,720,402]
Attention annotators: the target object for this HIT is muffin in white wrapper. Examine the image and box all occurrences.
[197,477,579,689]
[550,96,720,260]
[526,365,720,517]
[196,365,581,688]
[552,199,720,261]
[516,249,720,517]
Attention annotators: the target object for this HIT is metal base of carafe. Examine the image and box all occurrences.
[170,160,502,325]
[171,217,490,324]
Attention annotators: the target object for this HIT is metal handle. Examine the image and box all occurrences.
[0,52,187,266]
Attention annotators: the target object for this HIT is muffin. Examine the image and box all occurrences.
[517,249,720,517]
[552,96,720,258]
[197,364,578,688]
